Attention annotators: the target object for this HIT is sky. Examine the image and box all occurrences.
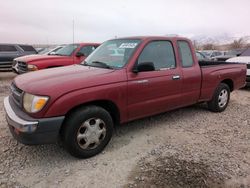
[0,0,249,44]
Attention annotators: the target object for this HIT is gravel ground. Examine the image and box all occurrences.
[0,72,250,188]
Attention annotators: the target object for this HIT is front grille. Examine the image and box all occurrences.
[247,64,250,69]
[10,83,23,107]
[16,61,28,73]
[0,61,12,71]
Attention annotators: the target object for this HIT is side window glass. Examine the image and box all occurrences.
[138,41,176,70]
[79,46,96,57]
[0,45,18,52]
[19,45,36,52]
[178,41,194,67]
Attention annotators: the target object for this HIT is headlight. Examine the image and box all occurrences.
[27,64,38,71]
[23,93,49,113]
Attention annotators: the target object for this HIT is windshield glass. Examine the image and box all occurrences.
[54,44,79,56]
[82,39,141,69]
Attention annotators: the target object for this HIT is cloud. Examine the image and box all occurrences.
[0,0,249,44]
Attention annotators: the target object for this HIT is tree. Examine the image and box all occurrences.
[229,37,246,49]
[202,43,216,50]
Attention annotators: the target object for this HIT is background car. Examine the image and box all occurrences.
[212,49,245,61]
[226,56,250,86]
[240,48,250,56]
[196,51,209,61]
[38,45,66,55]
[201,50,224,60]
[13,43,99,73]
[0,44,37,72]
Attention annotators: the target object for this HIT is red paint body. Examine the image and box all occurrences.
[14,37,246,123]
[15,43,100,70]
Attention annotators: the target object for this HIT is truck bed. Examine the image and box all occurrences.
[199,60,246,101]
[199,60,243,67]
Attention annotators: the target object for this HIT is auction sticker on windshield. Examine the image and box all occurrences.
[119,43,138,48]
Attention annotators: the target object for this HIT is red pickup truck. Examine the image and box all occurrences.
[4,36,246,158]
[12,43,100,74]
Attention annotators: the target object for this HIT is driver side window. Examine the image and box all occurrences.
[79,46,97,57]
[138,41,176,70]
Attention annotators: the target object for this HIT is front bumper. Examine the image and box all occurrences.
[4,96,65,145]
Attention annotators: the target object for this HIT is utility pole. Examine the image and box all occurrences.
[72,19,75,64]
[73,19,75,45]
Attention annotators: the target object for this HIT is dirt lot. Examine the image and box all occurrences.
[0,72,250,188]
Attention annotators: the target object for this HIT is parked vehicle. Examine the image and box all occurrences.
[39,45,66,55]
[212,49,245,61]
[240,48,250,56]
[4,36,246,158]
[201,50,224,59]
[12,43,100,74]
[0,44,37,72]
[13,45,67,66]
[226,56,250,86]
[196,51,208,61]
[35,47,46,54]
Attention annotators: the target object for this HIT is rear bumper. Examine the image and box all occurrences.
[4,96,64,145]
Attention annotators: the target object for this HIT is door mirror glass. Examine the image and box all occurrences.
[133,62,155,73]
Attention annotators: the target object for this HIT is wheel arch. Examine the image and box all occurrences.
[62,99,121,129]
[221,79,234,91]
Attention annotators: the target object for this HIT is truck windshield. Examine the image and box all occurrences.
[82,39,141,69]
[54,44,79,56]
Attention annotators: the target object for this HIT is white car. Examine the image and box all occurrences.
[226,56,250,87]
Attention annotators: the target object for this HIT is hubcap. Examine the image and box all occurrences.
[77,118,106,150]
[218,89,228,108]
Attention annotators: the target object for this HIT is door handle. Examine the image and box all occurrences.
[135,79,149,84]
[132,79,149,85]
[172,75,180,80]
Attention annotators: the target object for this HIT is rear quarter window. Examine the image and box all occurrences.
[19,45,37,52]
[0,45,18,52]
[177,41,194,67]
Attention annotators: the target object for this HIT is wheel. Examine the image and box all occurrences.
[62,105,113,158]
[207,83,230,112]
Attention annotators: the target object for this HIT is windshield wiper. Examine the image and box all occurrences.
[90,61,112,69]
[54,53,67,56]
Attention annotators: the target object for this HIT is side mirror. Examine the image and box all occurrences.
[76,51,85,57]
[133,62,155,73]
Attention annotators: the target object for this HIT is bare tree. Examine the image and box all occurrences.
[229,37,246,49]
[202,43,216,50]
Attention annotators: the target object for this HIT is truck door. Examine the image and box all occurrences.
[127,40,182,121]
[177,40,202,106]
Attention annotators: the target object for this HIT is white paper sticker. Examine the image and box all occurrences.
[119,43,137,49]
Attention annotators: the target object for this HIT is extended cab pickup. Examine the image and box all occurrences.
[12,43,100,74]
[4,36,246,158]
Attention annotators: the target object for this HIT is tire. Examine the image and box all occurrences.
[62,105,113,158]
[207,83,230,112]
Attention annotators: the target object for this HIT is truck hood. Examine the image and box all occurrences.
[14,54,70,62]
[14,65,120,97]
